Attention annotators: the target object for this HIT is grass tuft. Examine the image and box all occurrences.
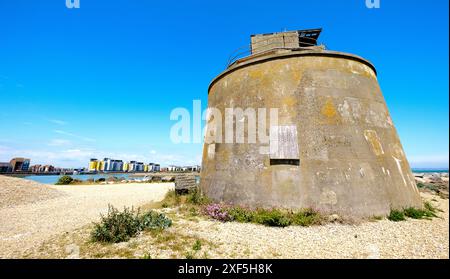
[193,239,202,251]
[388,202,440,222]
[388,209,406,222]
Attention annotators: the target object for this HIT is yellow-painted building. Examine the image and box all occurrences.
[88,161,98,171]
[96,161,104,171]
[123,163,129,172]
[144,165,149,172]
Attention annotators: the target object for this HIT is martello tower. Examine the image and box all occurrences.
[200,29,422,217]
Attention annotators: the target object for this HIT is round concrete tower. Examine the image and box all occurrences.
[200,29,422,217]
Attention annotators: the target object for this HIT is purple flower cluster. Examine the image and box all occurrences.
[204,203,231,222]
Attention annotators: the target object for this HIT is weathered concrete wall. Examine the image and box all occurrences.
[200,49,422,217]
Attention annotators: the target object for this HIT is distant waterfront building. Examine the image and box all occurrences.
[154,164,160,172]
[0,162,12,173]
[168,165,181,172]
[123,162,129,172]
[102,158,123,172]
[30,164,41,173]
[186,165,201,172]
[115,160,123,172]
[103,158,112,171]
[166,165,199,172]
[135,162,144,172]
[129,161,136,172]
[10,158,30,172]
[85,158,162,173]
[88,159,98,172]
[145,163,159,172]
[40,165,55,173]
[96,160,104,171]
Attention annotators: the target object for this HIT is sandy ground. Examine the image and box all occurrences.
[0,176,65,209]
[0,180,174,258]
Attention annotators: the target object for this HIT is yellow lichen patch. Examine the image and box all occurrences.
[364,130,384,156]
[321,98,337,118]
[248,68,264,79]
[282,96,297,107]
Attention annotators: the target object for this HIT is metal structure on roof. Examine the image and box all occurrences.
[251,28,322,47]
[227,28,323,67]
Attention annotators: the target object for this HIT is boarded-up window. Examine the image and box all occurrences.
[269,125,299,165]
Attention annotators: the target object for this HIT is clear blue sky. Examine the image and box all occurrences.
[0,0,448,168]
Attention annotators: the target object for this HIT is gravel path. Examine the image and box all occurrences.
[0,180,174,258]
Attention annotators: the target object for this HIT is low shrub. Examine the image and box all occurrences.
[91,205,140,243]
[252,209,292,227]
[388,209,406,222]
[203,204,323,227]
[91,205,172,243]
[138,210,172,230]
[55,175,73,185]
[403,207,426,219]
[404,204,438,219]
[227,207,254,223]
[389,202,440,222]
[291,208,324,226]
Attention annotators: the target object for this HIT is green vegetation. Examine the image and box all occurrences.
[290,208,324,226]
[90,205,172,243]
[388,209,406,221]
[162,188,325,227]
[186,188,210,205]
[388,202,440,222]
[424,201,441,213]
[138,210,173,230]
[226,207,255,223]
[183,239,203,259]
[403,207,427,219]
[55,175,74,185]
[211,205,323,227]
[417,182,439,192]
[193,239,202,251]
[253,209,292,227]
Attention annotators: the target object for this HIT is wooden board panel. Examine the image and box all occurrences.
[270,125,299,159]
